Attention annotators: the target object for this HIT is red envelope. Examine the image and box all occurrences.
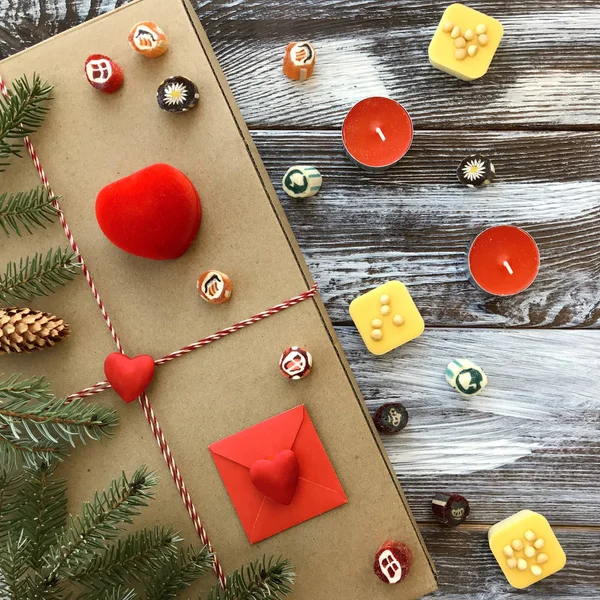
[209,405,347,543]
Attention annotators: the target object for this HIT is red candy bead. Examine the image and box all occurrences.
[373,541,412,585]
[279,346,312,380]
[84,54,123,94]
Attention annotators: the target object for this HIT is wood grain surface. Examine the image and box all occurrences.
[0,0,599,598]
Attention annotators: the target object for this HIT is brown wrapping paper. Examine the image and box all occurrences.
[0,0,437,597]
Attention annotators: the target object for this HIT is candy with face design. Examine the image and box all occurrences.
[84,54,124,94]
[157,75,199,113]
[128,21,169,58]
[373,541,412,585]
[282,166,322,199]
[446,358,488,397]
[283,41,317,81]
[432,492,470,526]
[373,402,409,435]
[279,346,313,380]
[197,270,232,304]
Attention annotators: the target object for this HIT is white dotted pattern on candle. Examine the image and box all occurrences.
[504,529,547,577]
[442,21,491,62]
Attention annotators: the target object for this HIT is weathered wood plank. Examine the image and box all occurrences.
[1,1,600,128]
[420,525,600,598]
[254,130,600,328]
[335,326,600,525]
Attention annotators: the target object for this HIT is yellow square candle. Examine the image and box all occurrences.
[349,281,424,355]
[429,3,504,81]
[488,510,566,589]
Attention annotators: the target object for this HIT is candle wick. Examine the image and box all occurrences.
[375,127,386,142]
[503,260,514,275]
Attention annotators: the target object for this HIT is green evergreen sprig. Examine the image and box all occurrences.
[206,557,295,600]
[0,374,118,468]
[0,247,81,304]
[0,74,53,171]
[144,546,212,600]
[0,188,58,237]
[0,532,31,600]
[45,466,158,582]
[0,467,23,546]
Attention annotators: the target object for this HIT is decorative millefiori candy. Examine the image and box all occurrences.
[373,402,409,434]
[279,346,312,380]
[157,76,199,113]
[282,166,322,199]
[488,510,566,589]
[84,54,123,94]
[457,154,495,188]
[373,541,412,585]
[432,492,470,526]
[95,163,201,260]
[197,270,233,304]
[128,21,169,58]
[445,359,488,397]
[349,281,424,355]
[283,41,316,81]
[429,4,504,81]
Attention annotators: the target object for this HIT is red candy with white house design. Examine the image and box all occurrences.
[373,541,412,585]
[279,346,312,380]
[84,54,124,93]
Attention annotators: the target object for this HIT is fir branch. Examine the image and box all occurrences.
[0,74,53,171]
[206,557,295,600]
[16,463,67,569]
[0,374,54,403]
[44,467,157,583]
[69,527,181,593]
[144,545,212,600]
[0,435,66,470]
[0,466,23,546]
[0,532,31,599]
[97,586,139,600]
[0,247,81,305]
[0,188,58,237]
[0,394,119,448]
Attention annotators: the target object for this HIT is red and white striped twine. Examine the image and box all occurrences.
[67,283,318,400]
[6,74,336,588]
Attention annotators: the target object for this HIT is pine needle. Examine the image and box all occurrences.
[16,464,67,569]
[69,526,182,593]
[0,374,54,403]
[0,435,67,469]
[0,465,23,546]
[206,557,295,600]
[0,532,31,599]
[0,74,53,172]
[44,467,158,582]
[144,545,212,600]
[0,247,81,304]
[0,188,58,237]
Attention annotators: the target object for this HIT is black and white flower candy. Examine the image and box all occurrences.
[157,75,199,113]
[457,154,495,188]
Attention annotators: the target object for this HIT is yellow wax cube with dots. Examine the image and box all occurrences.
[488,510,566,589]
[349,281,424,355]
[429,3,504,81]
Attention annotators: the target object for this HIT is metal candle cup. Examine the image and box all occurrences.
[467,225,540,296]
[342,97,414,172]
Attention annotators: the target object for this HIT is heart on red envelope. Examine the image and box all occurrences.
[95,163,202,260]
[250,450,299,505]
[104,352,155,403]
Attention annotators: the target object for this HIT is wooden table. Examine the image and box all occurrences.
[2,0,599,597]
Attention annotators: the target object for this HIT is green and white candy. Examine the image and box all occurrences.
[445,359,488,397]
[282,165,322,199]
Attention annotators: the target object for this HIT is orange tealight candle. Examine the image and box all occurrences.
[342,97,414,172]
[468,226,540,296]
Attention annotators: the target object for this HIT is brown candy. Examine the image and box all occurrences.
[279,346,312,380]
[432,492,470,526]
[373,541,412,585]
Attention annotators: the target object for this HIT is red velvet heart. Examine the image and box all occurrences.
[104,353,156,403]
[95,163,202,260]
[249,450,299,505]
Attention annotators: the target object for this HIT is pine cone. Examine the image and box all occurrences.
[0,307,70,354]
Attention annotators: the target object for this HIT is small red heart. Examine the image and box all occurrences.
[95,163,202,260]
[104,353,156,403]
[249,450,299,505]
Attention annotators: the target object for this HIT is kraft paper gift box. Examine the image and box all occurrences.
[0,0,437,597]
